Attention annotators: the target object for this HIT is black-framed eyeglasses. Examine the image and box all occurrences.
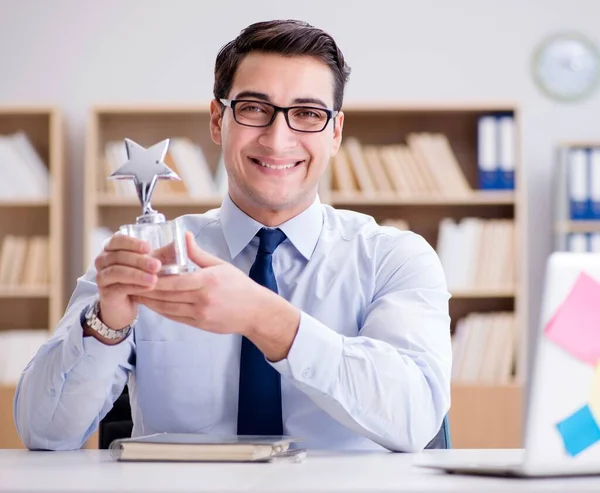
[220,98,338,133]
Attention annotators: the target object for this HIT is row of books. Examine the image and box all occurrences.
[90,218,515,293]
[561,146,600,220]
[477,114,516,190]
[0,132,49,199]
[451,311,516,384]
[0,235,50,287]
[0,330,47,384]
[330,134,472,197]
[98,127,517,199]
[436,218,515,291]
[103,137,227,198]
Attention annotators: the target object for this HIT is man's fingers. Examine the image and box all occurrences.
[151,241,178,264]
[154,271,204,291]
[186,232,224,267]
[113,283,157,297]
[134,290,196,303]
[104,233,151,254]
[97,265,157,288]
[96,250,161,273]
[134,297,193,318]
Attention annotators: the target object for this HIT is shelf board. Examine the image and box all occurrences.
[557,140,600,149]
[333,101,517,113]
[0,285,50,298]
[556,220,600,234]
[0,106,58,115]
[329,191,515,206]
[0,199,49,207]
[93,102,518,115]
[93,104,211,115]
[451,289,516,299]
[96,194,223,207]
[96,191,515,208]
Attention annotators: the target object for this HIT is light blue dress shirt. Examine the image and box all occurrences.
[14,194,451,452]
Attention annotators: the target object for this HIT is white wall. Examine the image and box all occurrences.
[2,0,600,343]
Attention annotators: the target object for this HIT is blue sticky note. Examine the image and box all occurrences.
[556,404,600,456]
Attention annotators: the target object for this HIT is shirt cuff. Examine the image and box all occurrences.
[59,304,134,373]
[270,311,343,393]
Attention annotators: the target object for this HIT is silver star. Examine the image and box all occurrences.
[109,138,181,216]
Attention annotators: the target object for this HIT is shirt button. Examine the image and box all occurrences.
[49,388,56,396]
[302,367,313,379]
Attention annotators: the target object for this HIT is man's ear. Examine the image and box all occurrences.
[331,111,344,156]
[209,99,224,145]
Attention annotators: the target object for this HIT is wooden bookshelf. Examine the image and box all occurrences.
[0,107,64,449]
[335,104,527,449]
[330,191,516,206]
[450,289,516,299]
[554,142,600,252]
[85,103,527,450]
[449,383,522,448]
[84,106,227,269]
[556,220,600,234]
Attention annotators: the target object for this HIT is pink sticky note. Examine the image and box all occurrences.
[545,272,600,366]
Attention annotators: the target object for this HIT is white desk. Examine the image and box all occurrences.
[1,449,600,493]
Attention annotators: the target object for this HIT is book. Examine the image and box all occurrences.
[450,311,516,384]
[498,115,516,190]
[109,433,304,462]
[568,147,590,220]
[477,115,499,190]
[590,148,600,219]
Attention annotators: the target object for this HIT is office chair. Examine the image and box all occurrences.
[425,415,451,449]
[98,387,133,449]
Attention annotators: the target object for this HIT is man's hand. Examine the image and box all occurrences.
[132,232,300,361]
[94,234,161,331]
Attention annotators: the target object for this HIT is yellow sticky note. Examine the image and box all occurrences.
[588,362,600,423]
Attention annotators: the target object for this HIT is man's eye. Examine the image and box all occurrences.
[240,105,265,113]
[293,108,325,119]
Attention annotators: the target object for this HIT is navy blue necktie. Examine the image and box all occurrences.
[237,228,287,436]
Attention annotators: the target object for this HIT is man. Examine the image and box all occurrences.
[14,19,451,452]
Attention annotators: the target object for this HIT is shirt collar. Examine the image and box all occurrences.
[220,194,323,261]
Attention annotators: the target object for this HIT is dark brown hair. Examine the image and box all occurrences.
[214,19,351,111]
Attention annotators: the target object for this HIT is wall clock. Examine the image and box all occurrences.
[532,32,600,102]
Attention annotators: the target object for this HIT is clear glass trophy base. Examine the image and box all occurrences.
[119,218,195,276]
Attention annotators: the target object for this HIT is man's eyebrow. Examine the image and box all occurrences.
[233,91,271,101]
[292,97,329,108]
[233,91,330,109]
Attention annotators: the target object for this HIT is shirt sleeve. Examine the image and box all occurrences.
[270,233,452,452]
[13,267,135,451]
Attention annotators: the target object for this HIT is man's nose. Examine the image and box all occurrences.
[257,111,297,151]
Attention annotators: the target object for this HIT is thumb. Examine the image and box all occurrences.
[185,231,224,268]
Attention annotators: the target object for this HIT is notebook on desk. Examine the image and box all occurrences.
[109,433,306,462]
[416,252,600,477]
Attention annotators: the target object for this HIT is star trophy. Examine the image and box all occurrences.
[108,138,195,276]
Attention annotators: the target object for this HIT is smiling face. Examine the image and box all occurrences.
[209,52,344,226]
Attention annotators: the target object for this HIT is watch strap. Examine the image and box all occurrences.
[82,297,135,341]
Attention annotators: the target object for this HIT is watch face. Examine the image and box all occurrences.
[532,32,600,102]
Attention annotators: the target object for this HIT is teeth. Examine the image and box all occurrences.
[257,161,297,169]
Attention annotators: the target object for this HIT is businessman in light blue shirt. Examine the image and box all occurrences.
[14,19,451,452]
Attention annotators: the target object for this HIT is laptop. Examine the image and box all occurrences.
[416,251,600,477]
